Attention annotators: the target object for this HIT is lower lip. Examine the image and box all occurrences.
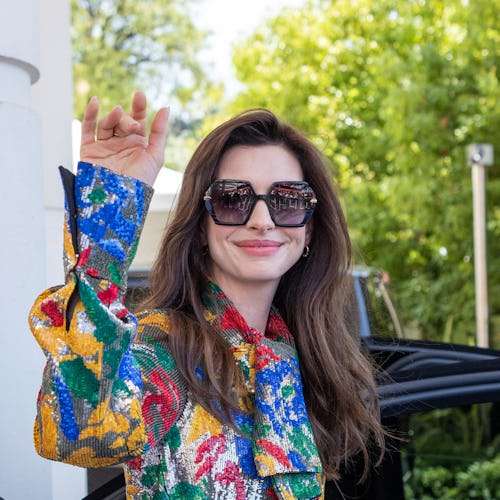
[236,245,281,256]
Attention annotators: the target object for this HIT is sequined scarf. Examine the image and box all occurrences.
[202,281,323,499]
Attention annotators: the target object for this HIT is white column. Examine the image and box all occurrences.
[31,0,87,498]
[0,2,51,499]
[0,1,86,498]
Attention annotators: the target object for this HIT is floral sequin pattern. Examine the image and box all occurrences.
[204,282,324,499]
[30,162,156,466]
[30,163,323,499]
[145,400,272,499]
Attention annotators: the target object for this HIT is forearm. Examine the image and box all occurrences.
[30,162,153,466]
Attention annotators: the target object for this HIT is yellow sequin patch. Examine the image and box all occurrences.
[253,454,277,476]
[39,395,59,460]
[127,423,146,451]
[81,402,131,439]
[187,404,222,443]
[65,447,120,468]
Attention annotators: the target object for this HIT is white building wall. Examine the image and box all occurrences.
[0,0,86,498]
[31,0,88,498]
[0,1,50,499]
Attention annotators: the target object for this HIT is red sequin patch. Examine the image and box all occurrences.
[97,284,120,305]
[256,439,291,468]
[40,299,64,327]
[77,246,91,267]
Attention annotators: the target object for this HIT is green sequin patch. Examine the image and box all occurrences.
[288,425,318,461]
[165,425,181,451]
[154,342,176,371]
[59,358,99,407]
[107,261,122,286]
[142,463,165,488]
[275,473,322,498]
[78,280,118,345]
[281,384,293,399]
[111,378,133,398]
[88,188,106,204]
[169,482,206,500]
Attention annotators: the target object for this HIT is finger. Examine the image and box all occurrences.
[147,107,170,165]
[130,91,148,133]
[114,114,141,138]
[96,105,124,140]
[81,96,99,146]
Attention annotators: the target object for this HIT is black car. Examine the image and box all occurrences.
[84,269,500,500]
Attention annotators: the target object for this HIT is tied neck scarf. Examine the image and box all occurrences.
[202,281,323,500]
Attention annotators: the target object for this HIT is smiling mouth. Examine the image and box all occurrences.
[236,240,282,248]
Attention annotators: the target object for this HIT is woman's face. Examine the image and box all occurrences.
[204,144,313,298]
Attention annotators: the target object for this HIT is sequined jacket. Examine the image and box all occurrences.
[29,162,324,499]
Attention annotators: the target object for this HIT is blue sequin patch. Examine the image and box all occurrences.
[53,372,79,440]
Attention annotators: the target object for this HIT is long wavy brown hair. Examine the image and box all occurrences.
[141,109,385,480]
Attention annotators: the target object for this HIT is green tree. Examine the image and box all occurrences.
[227,0,500,344]
[71,0,209,117]
[71,0,226,171]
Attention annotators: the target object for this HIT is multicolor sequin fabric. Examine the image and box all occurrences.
[30,162,324,499]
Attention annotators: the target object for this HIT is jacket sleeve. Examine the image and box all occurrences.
[29,161,182,467]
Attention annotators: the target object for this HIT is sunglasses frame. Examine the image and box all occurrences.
[203,179,317,227]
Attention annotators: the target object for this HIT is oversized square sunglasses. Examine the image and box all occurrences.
[203,179,317,227]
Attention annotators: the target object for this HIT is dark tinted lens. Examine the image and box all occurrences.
[269,182,316,226]
[209,181,254,224]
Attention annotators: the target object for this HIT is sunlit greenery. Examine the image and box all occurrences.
[71,0,224,164]
[227,0,500,346]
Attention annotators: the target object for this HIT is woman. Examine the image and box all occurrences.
[30,92,384,499]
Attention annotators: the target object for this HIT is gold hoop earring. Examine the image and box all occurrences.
[302,245,310,258]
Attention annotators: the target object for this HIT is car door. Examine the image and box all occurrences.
[326,337,500,500]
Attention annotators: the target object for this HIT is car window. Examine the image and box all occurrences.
[352,268,403,339]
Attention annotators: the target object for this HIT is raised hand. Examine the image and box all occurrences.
[80,91,169,186]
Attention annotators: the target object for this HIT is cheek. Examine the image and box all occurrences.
[292,227,308,245]
[203,216,222,246]
[206,222,233,250]
[283,229,308,260]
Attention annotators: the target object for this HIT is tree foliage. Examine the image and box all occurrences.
[71,0,226,171]
[228,0,500,344]
[71,0,209,118]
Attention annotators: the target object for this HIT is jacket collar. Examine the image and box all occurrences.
[202,281,323,499]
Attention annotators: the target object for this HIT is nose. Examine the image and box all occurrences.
[247,199,275,230]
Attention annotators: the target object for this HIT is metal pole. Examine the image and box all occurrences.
[471,162,489,347]
[466,144,494,348]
